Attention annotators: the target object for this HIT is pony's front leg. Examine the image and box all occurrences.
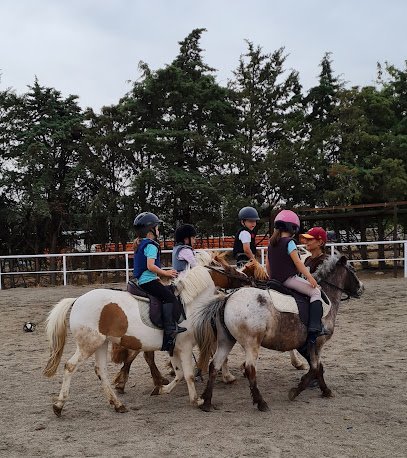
[151,352,184,396]
[178,344,203,406]
[316,362,333,398]
[289,343,324,401]
[144,351,169,386]
[289,350,308,370]
[95,341,128,413]
[113,349,139,393]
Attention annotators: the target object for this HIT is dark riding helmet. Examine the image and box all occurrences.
[133,212,162,237]
[175,224,197,244]
[238,206,260,221]
[133,212,162,228]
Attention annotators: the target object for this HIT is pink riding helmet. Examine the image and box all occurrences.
[274,210,300,227]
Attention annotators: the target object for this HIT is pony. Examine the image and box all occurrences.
[110,249,237,393]
[43,265,222,416]
[194,255,364,412]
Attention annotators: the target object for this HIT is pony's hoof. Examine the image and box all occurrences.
[150,385,161,396]
[115,404,128,413]
[160,377,170,386]
[322,389,333,398]
[52,404,63,417]
[193,397,204,407]
[288,388,299,401]
[222,375,236,384]
[199,403,213,412]
[257,400,269,412]
[115,386,125,394]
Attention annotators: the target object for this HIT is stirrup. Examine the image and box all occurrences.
[172,324,187,336]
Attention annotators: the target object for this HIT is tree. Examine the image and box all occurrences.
[224,43,307,233]
[304,53,343,206]
[121,29,238,236]
[1,79,84,254]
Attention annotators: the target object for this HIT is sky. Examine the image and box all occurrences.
[1,0,406,111]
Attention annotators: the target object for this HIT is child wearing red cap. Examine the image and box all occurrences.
[267,212,329,343]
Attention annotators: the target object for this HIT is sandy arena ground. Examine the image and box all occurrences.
[0,275,406,457]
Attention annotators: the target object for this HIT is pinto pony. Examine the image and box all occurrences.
[43,266,222,416]
[194,255,364,412]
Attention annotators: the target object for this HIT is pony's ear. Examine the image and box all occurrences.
[339,255,347,266]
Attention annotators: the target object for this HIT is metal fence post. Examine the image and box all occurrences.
[260,247,265,267]
[330,244,335,256]
[125,253,129,284]
[63,255,67,286]
[404,242,407,279]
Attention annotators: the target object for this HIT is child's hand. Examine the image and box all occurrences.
[164,269,178,278]
[308,277,318,288]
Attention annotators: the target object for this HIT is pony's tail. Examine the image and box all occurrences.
[43,298,76,377]
[193,294,227,373]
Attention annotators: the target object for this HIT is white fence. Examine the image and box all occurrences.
[0,240,406,289]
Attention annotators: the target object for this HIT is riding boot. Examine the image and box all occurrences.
[308,300,331,344]
[161,302,187,354]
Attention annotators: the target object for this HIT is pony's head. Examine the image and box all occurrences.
[314,255,364,299]
[174,265,215,305]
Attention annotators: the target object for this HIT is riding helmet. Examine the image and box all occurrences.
[238,206,260,221]
[175,224,197,244]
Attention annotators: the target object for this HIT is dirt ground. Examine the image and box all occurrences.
[1,275,406,458]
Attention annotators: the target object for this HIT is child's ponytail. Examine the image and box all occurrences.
[269,228,282,247]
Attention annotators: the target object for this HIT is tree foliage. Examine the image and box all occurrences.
[0,33,406,254]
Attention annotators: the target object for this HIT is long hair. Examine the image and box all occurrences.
[269,228,282,247]
[133,237,141,251]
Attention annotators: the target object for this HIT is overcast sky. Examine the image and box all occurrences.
[1,0,406,111]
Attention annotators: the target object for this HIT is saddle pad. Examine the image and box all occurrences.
[267,289,331,318]
[135,297,162,330]
[127,292,185,329]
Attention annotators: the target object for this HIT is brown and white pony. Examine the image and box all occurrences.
[194,255,364,412]
[43,265,223,416]
[110,250,236,393]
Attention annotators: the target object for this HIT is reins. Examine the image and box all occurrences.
[319,279,351,301]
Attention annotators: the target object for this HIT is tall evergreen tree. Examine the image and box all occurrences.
[122,29,237,235]
[1,80,84,254]
[225,43,306,232]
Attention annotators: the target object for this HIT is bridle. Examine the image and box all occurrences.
[318,265,360,301]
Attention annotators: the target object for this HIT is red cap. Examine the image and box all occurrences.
[300,227,327,243]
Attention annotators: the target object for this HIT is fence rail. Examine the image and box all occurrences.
[1,240,406,289]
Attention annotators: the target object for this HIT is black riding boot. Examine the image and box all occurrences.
[161,302,187,354]
[308,300,331,344]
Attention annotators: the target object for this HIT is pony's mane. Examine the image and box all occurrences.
[241,259,269,281]
[195,250,213,267]
[174,265,214,304]
[314,255,340,281]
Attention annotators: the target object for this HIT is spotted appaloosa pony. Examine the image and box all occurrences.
[194,255,364,412]
[43,265,222,416]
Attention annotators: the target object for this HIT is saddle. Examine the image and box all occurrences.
[127,280,185,329]
[254,279,331,326]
